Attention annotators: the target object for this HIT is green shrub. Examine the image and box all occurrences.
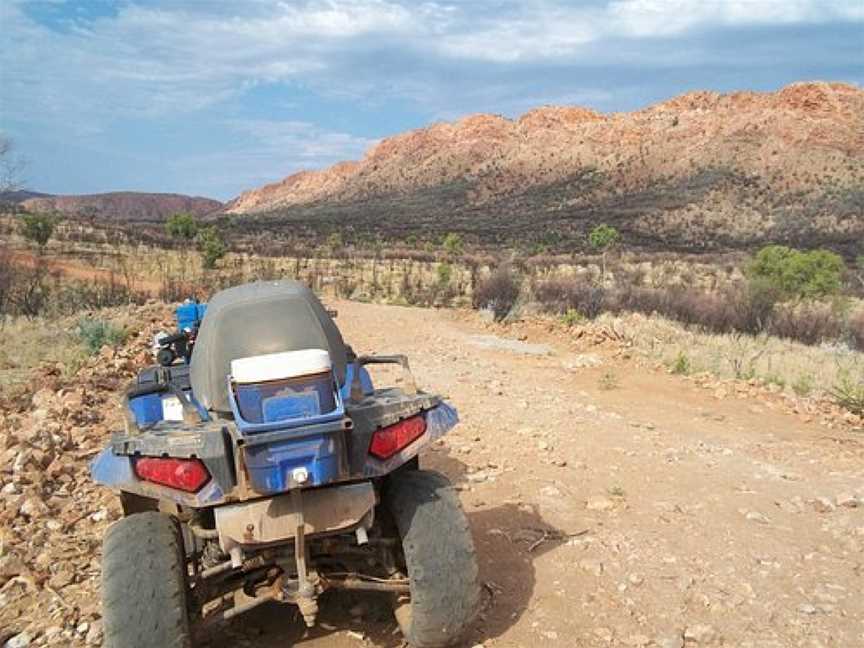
[77,318,127,354]
[442,232,464,256]
[748,245,845,299]
[560,308,584,327]
[792,374,815,397]
[588,224,619,252]
[589,224,620,277]
[20,213,57,249]
[670,351,691,375]
[830,371,864,416]
[165,212,199,240]
[197,226,227,270]
[436,262,453,285]
[326,232,344,251]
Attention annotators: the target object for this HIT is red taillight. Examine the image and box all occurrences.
[369,415,426,460]
[134,457,210,492]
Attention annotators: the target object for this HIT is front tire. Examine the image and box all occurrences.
[384,469,480,647]
[102,512,192,648]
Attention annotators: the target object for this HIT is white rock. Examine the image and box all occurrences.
[812,497,836,513]
[683,624,717,644]
[85,622,103,646]
[586,496,616,512]
[4,632,32,648]
[657,635,684,648]
[798,603,818,614]
[19,497,48,518]
[577,558,604,576]
[1,482,19,495]
[90,508,108,522]
[745,511,771,524]
[836,493,860,508]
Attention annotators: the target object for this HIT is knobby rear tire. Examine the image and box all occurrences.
[102,511,192,648]
[384,469,481,647]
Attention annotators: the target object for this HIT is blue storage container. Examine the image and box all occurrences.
[128,393,163,426]
[234,373,336,424]
[175,301,207,332]
[244,428,343,493]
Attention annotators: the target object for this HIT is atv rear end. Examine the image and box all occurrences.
[91,281,479,648]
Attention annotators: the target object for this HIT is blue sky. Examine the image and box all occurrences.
[1,0,862,201]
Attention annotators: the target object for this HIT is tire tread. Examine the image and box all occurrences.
[385,469,481,647]
[101,511,191,648]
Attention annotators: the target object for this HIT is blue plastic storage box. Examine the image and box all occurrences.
[243,428,343,493]
[175,301,207,332]
[234,373,336,424]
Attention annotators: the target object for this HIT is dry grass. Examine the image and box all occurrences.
[600,311,864,400]
[0,309,138,398]
[0,316,87,396]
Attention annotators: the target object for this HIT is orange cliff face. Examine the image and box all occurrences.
[225,81,864,215]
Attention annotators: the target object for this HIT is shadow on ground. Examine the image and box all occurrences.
[202,448,570,647]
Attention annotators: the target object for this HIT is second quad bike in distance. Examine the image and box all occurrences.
[91,281,480,648]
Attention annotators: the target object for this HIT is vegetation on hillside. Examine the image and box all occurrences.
[19,212,57,250]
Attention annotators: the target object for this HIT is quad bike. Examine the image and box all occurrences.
[91,281,480,648]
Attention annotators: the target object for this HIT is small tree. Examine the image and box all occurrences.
[165,212,199,241]
[326,231,344,252]
[442,232,464,257]
[748,245,845,300]
[472,265,521,321]
[197,226,227,270]
[0,135,24,194]
[588,224,619,279]
[20,212,56,252]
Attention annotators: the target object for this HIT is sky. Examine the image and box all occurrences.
[1,0,862,201]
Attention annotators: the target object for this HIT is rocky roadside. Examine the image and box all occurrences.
[1,305,171,648]
[471,312,864,433]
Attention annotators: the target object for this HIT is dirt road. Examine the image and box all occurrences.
[201,300,864,648]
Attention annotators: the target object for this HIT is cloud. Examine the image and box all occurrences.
[606,0,864,36]
[433,0,864,62]
[2,0,861,197]
[223,118,377,165]
[164,119,378,196]
[4,0,861,123]
[0,0,418,122]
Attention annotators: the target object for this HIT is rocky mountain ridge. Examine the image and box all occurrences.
[226,81,864,253]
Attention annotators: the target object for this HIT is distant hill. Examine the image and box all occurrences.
[0,190,51,203]
[226,81,864,254]
[9,191,222,222]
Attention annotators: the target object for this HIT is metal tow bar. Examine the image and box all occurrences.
[290,488,319,627]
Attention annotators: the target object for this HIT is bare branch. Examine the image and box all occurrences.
[0,134,26,194]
